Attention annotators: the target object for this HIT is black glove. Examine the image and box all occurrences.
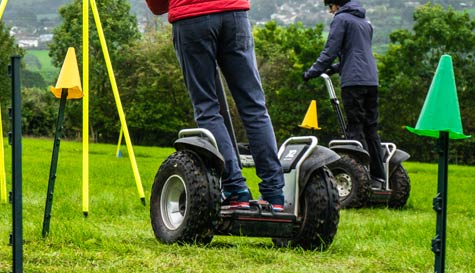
[303,68,321,82]
[324,67,336,76]
[324,63,339,76]
[303,71,312,82]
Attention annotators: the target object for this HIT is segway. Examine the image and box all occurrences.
[318,73,411,208]
[150,72,341,250]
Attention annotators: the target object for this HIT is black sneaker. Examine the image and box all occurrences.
[221,189,251,210]
[261,194,284,212]
[371,177,385,190]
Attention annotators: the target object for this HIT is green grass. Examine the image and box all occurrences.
[26,50,55,71]
[25,50,59,84]
[1,138,474,272]
[464,8,475,17]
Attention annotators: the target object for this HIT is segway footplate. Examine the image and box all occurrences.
[217,201,298,237]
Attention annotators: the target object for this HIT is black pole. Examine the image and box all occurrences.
[42,88,68,238]
[10,56,23,273]
[330,98,348,139]
[432,131,449,273]
[215,68,242,168]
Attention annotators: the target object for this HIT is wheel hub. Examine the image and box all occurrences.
[335,173,352,198]
[160,175,187,230]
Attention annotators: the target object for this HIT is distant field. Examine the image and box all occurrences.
[25,49,59,84]
[465,8,475,17]
[26,50,56,72]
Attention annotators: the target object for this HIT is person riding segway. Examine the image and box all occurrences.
[303,0,410,208]
[147,0,341,249]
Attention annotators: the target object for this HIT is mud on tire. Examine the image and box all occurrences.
[388,164,410,208]
[328,153,371,208]
[150,150,220,245]
[272,167,340,250]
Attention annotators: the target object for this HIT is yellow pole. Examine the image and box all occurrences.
[0,0,9,203]
[116,128,123,157]
[90,0,145,204]
[0,112,6,203]
[0,0,8,19]
[82,0,90,216]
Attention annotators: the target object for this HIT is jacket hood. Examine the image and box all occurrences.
[335,1,366,18]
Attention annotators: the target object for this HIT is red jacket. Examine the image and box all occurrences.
[146,0,250,23]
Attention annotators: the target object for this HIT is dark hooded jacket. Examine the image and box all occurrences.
[306,1,378,87]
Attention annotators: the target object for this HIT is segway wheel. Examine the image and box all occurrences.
[388,164,411,208]
[328,153,371,208]
[272,167,340,250]
[150,150,220,245]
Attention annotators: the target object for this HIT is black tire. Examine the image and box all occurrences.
[328,153,371,208]
[272,167,340,250]
[388,164,411,208]
[150,150,220,245]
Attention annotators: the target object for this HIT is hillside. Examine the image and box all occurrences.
[1,0,474,50]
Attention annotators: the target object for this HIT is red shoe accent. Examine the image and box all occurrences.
[228,201,250,209]
[272,204,284,212]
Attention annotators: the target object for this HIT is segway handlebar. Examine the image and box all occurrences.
[320,73,338,100]
[277,136,319,215]
[277,136,319,159]
[319,73,348,138]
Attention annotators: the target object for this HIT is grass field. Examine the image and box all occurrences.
[25,50,59,84]
[0,138,474,272]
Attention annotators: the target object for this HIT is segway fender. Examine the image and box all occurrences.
[174,137,225,173]
[299,145,340,194]
[389,149,410,175]
[329,144,370,165]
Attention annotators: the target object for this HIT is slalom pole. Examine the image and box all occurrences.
[0,0,10,205]
[0,108,6,203]
[0,0,8,19]
[432,131,449,273]
[10,55,23,273]
[116,128,123,157]
[406,55,471,273]
[82,0,90,216]
[90,0,145,205]
[42,89,69,237]
[45,46,83,232]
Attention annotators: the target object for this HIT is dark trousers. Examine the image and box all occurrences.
[341,85,385,180]
[172,11,284,197]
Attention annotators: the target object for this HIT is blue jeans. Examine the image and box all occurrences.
[172,11,284,197]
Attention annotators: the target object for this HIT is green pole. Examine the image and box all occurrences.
[10,55,23,273]
[42,88,68,238]
[405,55,471,273]
[432,131,449,273]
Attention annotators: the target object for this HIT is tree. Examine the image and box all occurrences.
[49,0,141,142]
[21,87,58,136]
[114,22,194,146]
[21,69,47,89]
[378,3,475,164]
[0,21,24,133]
[253,21,341,144]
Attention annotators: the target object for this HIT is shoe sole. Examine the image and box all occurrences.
[221,201,250,210]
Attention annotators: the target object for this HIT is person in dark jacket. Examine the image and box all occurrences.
[146,0,285,210]
[303,0,386,189]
